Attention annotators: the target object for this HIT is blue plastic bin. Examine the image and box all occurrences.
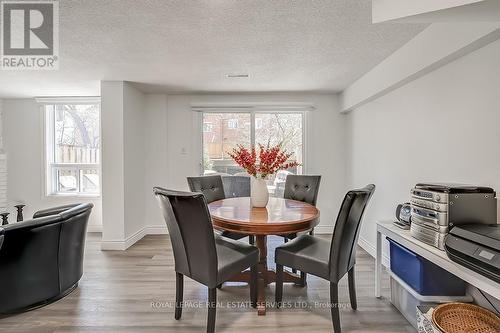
[387,237,466,296]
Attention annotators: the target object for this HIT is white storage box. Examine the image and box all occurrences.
[390,271,472,329]
[416,306,440,333]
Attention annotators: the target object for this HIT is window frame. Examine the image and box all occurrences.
[41,98,102,197]
[200,110,306,175]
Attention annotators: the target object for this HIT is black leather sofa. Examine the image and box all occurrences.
[0,203,93,314]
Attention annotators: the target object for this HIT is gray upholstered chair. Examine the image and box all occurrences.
[275,184,375,333]
[222,175,250,198]
[283,175,321,206]
[283,175,321,237]
[282,175,321,283]
[154,188,259,333]
[187,175,225,204]
[187,175,253,244]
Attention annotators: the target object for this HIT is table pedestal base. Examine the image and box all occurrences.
[227,235,304,315]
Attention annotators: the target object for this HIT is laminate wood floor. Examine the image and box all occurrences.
[0,233,415,333]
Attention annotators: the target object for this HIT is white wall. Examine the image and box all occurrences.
[123,83,146,238]
[341,22,500,112]
[101,81,126,242]
[140,93,349,232]
[101,81,149,249]
[347,38,500,255]
[2,98,102,227]
[142,95,168,229]
[372,0,486,23]
[0,100,7,213]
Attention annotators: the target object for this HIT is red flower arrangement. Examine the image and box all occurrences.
[228,144,300,179]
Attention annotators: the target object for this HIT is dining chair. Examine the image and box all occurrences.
[283,175,321,208]
[275,184,376,333]
[153,187,259,333]
[187,175,226,204]
[222,175,250,198]
[281,175,321,283]
[187,175,254,244]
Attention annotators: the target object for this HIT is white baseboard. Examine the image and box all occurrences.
[314,225,333,234]
[358,235,376,257]
[101,224,384,257]
[101,227,147,251]
[358,235,390,267]
[87,224,103,233]
[144,225,168,234]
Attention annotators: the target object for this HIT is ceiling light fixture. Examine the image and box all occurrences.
[226,73,249,78]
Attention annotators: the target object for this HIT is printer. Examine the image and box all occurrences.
[445,224,500,283]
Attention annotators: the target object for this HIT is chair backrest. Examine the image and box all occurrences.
[283,175,321,206]
[33,203,82,219]
[329,184,375,282]
[153,187,218,287]
[187,175,225,204]
[222,175,250,198]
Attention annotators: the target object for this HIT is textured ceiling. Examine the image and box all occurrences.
[0,0,427,98]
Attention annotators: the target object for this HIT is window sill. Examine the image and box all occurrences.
[45,193,101,199]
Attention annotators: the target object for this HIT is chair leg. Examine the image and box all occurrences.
[300,272,307,287]
[309,228,315,236]
[249,235,255,245]
[207,288,217,333]
[175,273,183,320]
[330,282,341,333]
[250,264,258,308]
[275,264,283,308]
[348,267,357,310]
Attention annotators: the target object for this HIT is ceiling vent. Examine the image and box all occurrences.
[226,73,249,78]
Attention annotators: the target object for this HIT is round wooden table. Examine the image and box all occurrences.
[208,197,320,315]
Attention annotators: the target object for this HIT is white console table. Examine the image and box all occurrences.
[375,220,500,299]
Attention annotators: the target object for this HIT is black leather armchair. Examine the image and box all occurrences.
[275,184,375,333]
[0,227,4,251]
[0,203,93,315]
[154,188,259,333]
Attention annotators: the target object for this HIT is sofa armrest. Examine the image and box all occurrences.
[0,227,4,251]
[33,204,81,219]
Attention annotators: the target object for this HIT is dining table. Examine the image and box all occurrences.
[208,197,320,315]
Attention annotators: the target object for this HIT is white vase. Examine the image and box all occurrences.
[251,177,269,208]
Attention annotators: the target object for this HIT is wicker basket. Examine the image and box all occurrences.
[432,302,500,333]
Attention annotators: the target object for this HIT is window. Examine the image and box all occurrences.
[202,111,304,197]
[255,117,263,129]
[44,101,101,195]
[202,113,251,175]
[203,122,213,132]
[227,119,238,129]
